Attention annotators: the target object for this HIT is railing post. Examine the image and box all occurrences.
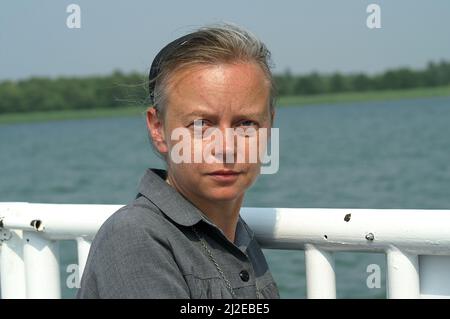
[386,247,420,298]
[305,244,336,298]
[419,255,450,298]
[76,237,91,280]
[23,231,61,298]
[0,229,26,298]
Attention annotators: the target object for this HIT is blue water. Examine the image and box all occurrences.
[1,96,450,298]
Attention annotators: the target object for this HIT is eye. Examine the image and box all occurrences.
[235,120,259,137]
[190,119,210,128]
[189,119,213,138]
[238,120,259,128]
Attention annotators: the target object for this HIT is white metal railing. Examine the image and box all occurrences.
[1,202,450,299]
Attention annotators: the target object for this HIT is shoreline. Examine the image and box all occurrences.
[1,85,450,125]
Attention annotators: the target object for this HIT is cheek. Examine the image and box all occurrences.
[168,163,205,190]
[241,134,267,165]
[248,164,261,179]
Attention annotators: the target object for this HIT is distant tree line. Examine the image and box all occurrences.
[0,71,146,114]
[1,60,450,114]
[274,60,450,95]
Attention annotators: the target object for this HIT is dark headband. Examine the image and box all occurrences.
[148,33,198,105]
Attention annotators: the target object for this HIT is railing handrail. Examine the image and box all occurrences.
[1,202,450,299]
[2,202,450,253]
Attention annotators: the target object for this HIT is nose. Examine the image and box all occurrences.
[209,126,236,164]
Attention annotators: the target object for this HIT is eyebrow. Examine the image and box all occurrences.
[183,110,268,120]
[183,110,216,118]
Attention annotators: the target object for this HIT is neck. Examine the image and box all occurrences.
[195,197,244,243]
[166,176,243,243]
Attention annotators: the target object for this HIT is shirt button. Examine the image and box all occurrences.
[239,270,250,282]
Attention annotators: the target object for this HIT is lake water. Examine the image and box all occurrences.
[1,96,450,298]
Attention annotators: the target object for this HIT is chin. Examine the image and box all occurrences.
[203,188,244,202]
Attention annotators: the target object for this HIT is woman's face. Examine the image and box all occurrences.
[149,61,273,203]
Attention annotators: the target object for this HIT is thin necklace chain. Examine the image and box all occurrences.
[192,226,237,298]
[191,226,262,299]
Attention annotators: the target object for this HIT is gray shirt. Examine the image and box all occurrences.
[77,168,280,299]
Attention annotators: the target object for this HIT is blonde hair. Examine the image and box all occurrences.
[149,23,276,117]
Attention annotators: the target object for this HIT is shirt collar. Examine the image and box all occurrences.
[137,168,204,227]
[136,168,253,252]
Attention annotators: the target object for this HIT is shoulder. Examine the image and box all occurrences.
[78,196,191,298]
[90,196,175,255]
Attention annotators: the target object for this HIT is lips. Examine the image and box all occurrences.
[208,169,240,175]
[207,169,241,183]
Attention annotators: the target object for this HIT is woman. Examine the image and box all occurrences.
[77,23,280,299]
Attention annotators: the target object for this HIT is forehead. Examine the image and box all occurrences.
[164,62,271,118]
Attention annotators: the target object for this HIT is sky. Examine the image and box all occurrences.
[1,0,450,80]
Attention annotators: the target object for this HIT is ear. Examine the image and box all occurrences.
[146,107,169,154]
